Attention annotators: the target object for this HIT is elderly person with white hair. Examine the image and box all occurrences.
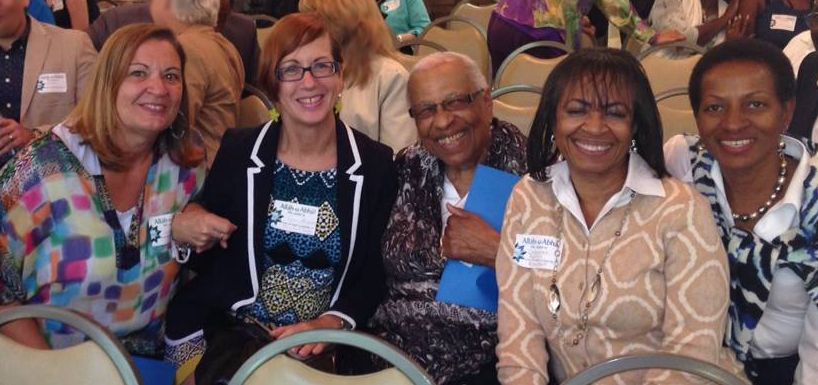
[340,52,528,385]
[151,0,244,166]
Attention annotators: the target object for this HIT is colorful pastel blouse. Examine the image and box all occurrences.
[0,124,204,356]
[495,0,655,48]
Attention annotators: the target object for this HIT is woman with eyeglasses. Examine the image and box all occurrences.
[162,13,397,385]
[495,48,745,385]
[299,0,416,153]
[338,51,528,385]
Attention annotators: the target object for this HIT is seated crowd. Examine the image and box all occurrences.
[0,1,816,385]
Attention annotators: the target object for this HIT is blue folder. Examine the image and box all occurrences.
[133,356,175,385]
[435,165,520,313]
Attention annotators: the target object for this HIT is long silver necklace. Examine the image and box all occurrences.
[547,193,634,346]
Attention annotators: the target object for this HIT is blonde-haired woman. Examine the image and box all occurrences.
[300,0,416,153]
[0,23,204,357]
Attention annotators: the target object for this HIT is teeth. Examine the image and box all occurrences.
[575,141,611,152]
[437,131,465,145]
[298,95,322,105]
[142,104,165,112]
[720,139,751,148]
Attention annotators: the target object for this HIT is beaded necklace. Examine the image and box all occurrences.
[547,193,635,346]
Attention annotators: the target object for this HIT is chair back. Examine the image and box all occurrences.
[491,85,542,136]
[394,39,448,71]
[641,53,702,109]
[561,353,747,385]
[254,14,278,54]
[0,305,141,385]
[238,84,274,128]
[420,16,492,83]
[492,41,569,107]
[228,330,435,385]
[450,0,496,34]
[656,87,697,141]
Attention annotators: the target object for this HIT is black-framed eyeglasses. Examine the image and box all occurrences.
[408,89,485,119]
[276,61,341,82]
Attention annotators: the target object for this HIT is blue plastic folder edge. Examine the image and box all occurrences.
[435,165,520,313]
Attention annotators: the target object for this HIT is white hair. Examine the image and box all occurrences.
[170,0,219,26]
[410,52,489,90]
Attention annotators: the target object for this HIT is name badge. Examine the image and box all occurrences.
[270,200,319,236]
[381,0,400,13]
[148,213,174,247]
[36,73,68,94]
[512,234,562,269]
[770,14,797,31]
[50,0,64,12]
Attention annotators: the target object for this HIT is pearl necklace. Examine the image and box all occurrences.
[547,193,634,346]
[731,142,788,222]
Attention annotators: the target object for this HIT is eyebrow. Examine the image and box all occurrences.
[279,56,333,66]
[565,98,630,108]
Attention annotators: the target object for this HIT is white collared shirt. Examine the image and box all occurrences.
[664,134,818,384]
[441,174,468,232]
[548,153,666,235]
[784,30,815,80]
[664,134,808,243]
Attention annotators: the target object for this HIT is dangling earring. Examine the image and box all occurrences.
[550,134,563,161]
[170,111,187,140]
[778,137,786,156]
[269,106,280,123]
[630,139,637,153]
[334,95,343,115]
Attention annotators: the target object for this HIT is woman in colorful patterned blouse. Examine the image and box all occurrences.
[664,39,818,385]
[487,0,685,74]
[0,24,205,357]
[163,13,397,384]
[496,48,745,384]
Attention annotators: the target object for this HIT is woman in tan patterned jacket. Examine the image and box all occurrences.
[495,48,746,385]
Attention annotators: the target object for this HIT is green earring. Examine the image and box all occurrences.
[269,106,280,123]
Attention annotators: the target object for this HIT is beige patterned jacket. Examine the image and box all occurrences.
[496,172,746,384]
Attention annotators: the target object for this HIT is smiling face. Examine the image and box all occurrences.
[275,33,343,131]
[695,61,793,176]
[409,61,492,171]
[115,39,183,141]
[554,79,634,181]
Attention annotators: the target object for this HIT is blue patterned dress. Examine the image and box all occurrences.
[236,159,341,326]
[166,159,341,366]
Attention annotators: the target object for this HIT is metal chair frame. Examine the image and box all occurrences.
[561,354,747,385]
[0,304,142,385]
[229,329,435,385]
[492,40,571,89]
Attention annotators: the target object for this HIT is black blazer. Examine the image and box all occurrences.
[165,120,397,341]
[789,51,818,142]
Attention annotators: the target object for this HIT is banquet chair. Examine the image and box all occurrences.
[491,85,542,136]
[450,0,496,34]
[492,41,569,107]
[394,39,448,71]
[238,84,274,129]
[655,87,697,141]
[0,304,142,385]
[561,353,747,385]
[420,16,492,83]
[228,329,435,385]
